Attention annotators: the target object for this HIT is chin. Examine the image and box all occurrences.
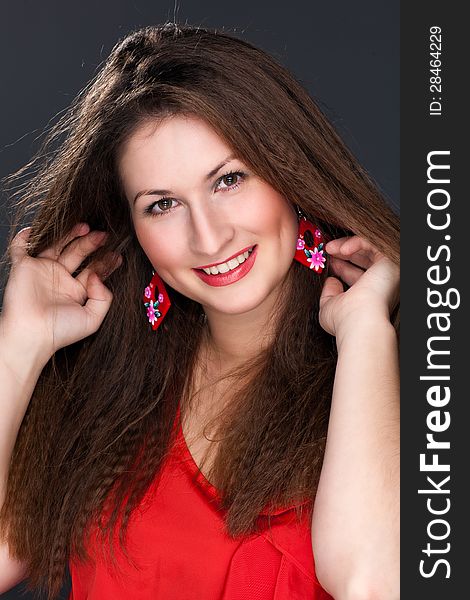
[203,285,279,316]
[173,267,287,315]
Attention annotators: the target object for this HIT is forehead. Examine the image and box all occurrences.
[118,115,240,201]
[119,115,232,167]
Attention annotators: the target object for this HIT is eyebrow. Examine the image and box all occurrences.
[133,154,237,205]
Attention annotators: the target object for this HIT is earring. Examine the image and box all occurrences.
[294,206,327,273]
[142,270,171,331]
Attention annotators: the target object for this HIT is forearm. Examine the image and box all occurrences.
[0,324,44,592]
[311,317,400,600]
[0,324,48,509]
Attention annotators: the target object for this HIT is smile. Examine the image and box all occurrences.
[193,245,258,287]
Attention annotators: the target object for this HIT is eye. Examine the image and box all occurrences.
[215,170,245,192]
[144,197,179,217]
[143,170,246,218]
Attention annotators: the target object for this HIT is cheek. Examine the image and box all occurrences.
[134,224,180,270]
[253,191,298,241]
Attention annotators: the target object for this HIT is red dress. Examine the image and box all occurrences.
[68,404,334,599]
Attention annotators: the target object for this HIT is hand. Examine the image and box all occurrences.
[318,235,399,339]
[1,223,123,363]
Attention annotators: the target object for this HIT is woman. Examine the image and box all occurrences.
[0,23,399,600]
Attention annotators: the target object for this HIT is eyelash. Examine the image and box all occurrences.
[143,170,246,218]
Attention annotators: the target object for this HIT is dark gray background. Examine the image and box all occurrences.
[0,1,398,598]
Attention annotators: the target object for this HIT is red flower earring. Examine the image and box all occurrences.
[293,207,327,273]
[142,270,171,331]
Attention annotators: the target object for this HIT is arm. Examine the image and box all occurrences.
[0,326,50,592]
[311,235,400,600]
[0,222,117,507]
[0,223,120,593]
[311,316,399,600]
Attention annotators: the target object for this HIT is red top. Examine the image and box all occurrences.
[68,404,333,599]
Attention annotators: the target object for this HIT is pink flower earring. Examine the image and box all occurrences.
[293,205,327,273]
[142,270,171,332]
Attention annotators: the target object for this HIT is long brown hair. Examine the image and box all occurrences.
[0,23,399,599]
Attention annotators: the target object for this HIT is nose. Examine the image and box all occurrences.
[188,201,235,263]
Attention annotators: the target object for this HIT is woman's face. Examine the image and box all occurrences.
[119,114,298,316]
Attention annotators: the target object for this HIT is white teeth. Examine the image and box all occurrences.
[227,258,240,270]
[200,247,254,275]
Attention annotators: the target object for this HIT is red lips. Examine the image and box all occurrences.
[195,245,255,270]
[193,245,258,287]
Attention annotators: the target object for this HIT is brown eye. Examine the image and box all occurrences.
[144,197,178,217]
[157,199,173,211]
[216,171,245,192]
[222,173,237,186]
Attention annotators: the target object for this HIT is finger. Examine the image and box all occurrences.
[75,252,123,287]
[324,236,352,253]
[57,230,109,274]
[328,247,372,270]
[319,276,344,307]
[340,236,382,260]
[37,222,90,261]
[82,272,115,335]
[326,237,375,269]
[9,227,32,265]
[328,256,364,287]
